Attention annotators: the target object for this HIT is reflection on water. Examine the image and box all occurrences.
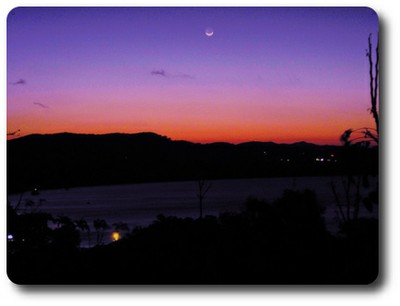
[8,176,378,246]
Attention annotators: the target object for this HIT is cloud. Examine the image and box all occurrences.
[174,73,195,79]
[151,69,194,79]
[151,69,167,77]
[12,79,27,85]
[33,102,49,109]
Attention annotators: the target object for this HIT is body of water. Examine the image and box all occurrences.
[8,176,378,246]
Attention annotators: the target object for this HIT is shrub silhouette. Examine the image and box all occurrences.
[7,188,378,284]
[93,219,110,245]
[7,203,53,251]
[52,215,81,251]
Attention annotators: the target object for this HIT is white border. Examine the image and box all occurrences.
[1,1,399,306]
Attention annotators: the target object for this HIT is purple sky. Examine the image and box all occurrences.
[7,7,378,144]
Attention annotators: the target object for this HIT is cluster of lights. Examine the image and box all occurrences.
[8,232,123,244]
[315,154,337,162]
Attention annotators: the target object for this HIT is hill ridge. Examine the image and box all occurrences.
[9,131,328,147]
[7,132,377,193]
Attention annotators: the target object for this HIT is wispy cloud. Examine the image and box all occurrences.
[12,79,27,85]
[33,102,49,109]
[151,69,194,79]
[174,73,195,79]
[151,69,167,77]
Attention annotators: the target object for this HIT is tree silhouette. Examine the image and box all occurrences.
[52,215,80,250]
[112,222,129,231]
[340,33,379,146]
[54,215,74,228]
[334,33,379,225]
[75,218,91,247]
[368,33,379,136]
[197,180,212,219]
[93,219,110,245]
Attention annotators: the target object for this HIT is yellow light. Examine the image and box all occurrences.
[112,231,120,241]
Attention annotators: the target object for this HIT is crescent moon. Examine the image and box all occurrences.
[205,28,214,37]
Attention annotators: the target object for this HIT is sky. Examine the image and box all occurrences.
[7,7,379,144]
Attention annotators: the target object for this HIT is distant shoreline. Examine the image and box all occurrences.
[7,131,378,194]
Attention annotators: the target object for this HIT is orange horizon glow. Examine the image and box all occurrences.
[7,91,376,145]
[7,115,375,145]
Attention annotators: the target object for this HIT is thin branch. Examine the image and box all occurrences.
[7,129,20,136]
[373,35,379,128]
[351,127,378,133]
[331,181,346,223]
[368,33,379,135]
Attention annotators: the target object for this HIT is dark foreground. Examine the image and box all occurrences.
[7,189,378,285]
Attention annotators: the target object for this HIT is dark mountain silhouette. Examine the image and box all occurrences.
[7,132,377,193]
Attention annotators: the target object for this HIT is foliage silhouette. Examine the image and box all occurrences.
[112,222,129,232]
[340,33,379,147]
[51,215,81,251]
[333,33,379,226]
[7,188,378,284]
[75,218,91,247]
[93,219,110,245]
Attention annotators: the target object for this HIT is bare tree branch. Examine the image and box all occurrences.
[368,33,379,136]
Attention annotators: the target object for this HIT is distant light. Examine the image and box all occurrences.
[316,158,320,162]
[112,231,120,242]
[320,158,324,162]
[7,234,14,241]
[286,159,290,162]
